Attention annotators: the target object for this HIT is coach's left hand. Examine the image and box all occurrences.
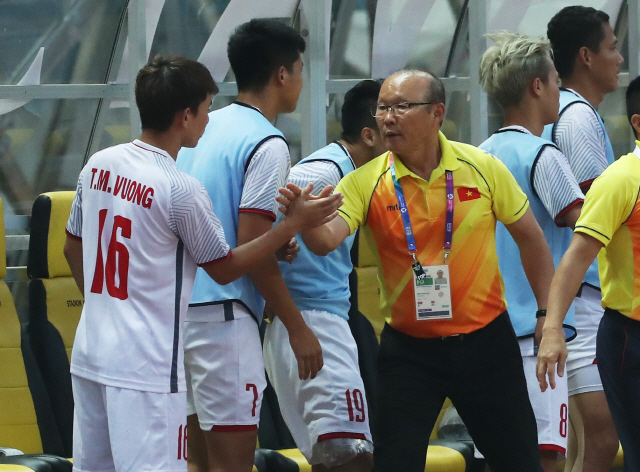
[536,326,567,392]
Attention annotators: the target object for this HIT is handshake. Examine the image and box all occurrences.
[277,182,343,233]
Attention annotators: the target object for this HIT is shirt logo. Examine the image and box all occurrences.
[457,187,481,202]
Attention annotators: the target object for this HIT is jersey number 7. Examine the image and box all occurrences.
[90,209,131,300]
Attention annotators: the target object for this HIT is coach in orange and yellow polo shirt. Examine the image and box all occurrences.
[538,75,640,470]
[299,70,554,472]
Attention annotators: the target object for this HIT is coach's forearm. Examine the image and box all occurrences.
[545,233,602,332]
[302,216,351,256]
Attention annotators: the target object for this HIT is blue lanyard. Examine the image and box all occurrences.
[388,153,454,265]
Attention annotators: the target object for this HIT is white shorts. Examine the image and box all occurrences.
[72,375,187,472]
[519,339,569,457]
[184,312,266,432]
[567,286,604,394]
[568,363,603,396]
[263,310,372,464]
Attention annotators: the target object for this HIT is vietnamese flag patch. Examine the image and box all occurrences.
[457,187,481,202]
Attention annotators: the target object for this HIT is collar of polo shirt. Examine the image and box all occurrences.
[389,131,461,183]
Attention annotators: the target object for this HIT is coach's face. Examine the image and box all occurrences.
[376,75,444,157]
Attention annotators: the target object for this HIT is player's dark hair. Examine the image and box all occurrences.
[341,79,383,144]
[228,18,306,93]
[626,75,640,138]
[547,6,610,79]
[136,55,218,132]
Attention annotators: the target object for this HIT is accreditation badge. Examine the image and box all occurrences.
[414,264,453,320]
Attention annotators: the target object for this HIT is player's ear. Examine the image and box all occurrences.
[175,108,190,129]
[361,127,375,147]
[531,77,543,98]
[275,65,287,86]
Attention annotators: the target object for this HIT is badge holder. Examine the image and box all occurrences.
[389,154,454,321]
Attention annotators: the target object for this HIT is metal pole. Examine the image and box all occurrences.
[300,0,328,158]
[629,0,640,80]
[468,0,488,145]
[128,0,146,139]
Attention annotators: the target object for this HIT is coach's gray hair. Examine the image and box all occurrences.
[388,69,446,106]
[479,31,553,109]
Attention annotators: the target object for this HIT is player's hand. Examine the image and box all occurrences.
[276,183,302,216]
[288,324,324,380]
[536,327,567,392]
[280,183,343,231]
[275,237,300,264]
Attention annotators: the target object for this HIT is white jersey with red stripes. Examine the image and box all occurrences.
[66,139,230,393]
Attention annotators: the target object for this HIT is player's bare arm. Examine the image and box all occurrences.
[64,237,85,295]
[557,204,583,229]
[239,212,324,381]
[537,232,603,392]
[202,184,342,287]
[505,208,555,346]
[218,184,339,380]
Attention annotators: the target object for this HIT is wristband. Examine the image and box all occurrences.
[536,309,547,318]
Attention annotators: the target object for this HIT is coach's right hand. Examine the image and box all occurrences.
[289,324,324,380]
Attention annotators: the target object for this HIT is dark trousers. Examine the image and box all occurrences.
[372,312,542,472]
[597,309,640,471]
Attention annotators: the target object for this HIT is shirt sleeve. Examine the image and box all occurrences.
[574,169,638,247]
[66,170,84,239]
[553,102,609,188]
[239,137,290,221]
[276,160,342,224]
[486,154,530,225]
[335,168,371,234]
[532,145,585,226]
[169,175,231,265]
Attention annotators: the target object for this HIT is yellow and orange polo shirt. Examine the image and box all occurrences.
[574,143,640,320]
[335,131,529,338]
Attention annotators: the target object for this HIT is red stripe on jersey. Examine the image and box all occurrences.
[554,198,584,227]
[317,432,367,442]
[593,358,598,364]
[539,444,566,455]
[198,250,232,267]
[238,208,277,222]
[210,424,257,432]
[65,229,82,241]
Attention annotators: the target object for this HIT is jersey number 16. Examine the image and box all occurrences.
[90,209,131,300]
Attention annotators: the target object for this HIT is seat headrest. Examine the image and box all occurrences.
[28,192,76,279]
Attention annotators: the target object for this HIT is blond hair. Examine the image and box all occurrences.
[479,31,553,109]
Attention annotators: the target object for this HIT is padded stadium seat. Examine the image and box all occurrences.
[0,198,70,468]
[254,449,299,472]
[0,455,72,472]
[25,192,82,459]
